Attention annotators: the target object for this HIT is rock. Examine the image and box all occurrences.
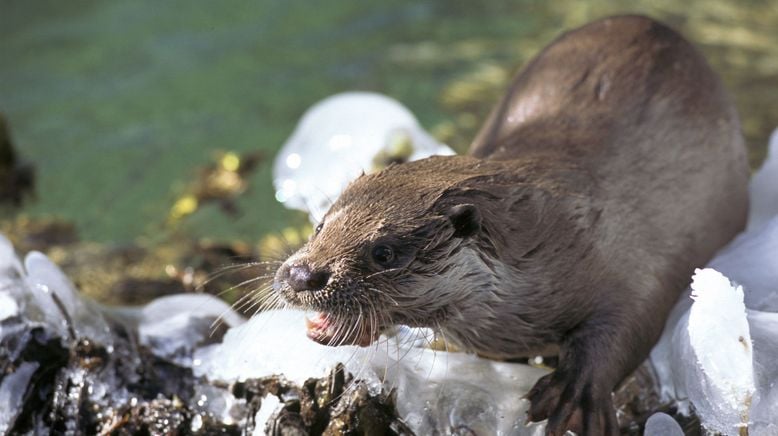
[0,114,35,207]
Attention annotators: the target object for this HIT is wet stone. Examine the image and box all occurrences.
[612,362,665,434]
[0,114,35,208]
[229,366,412,436]
[324,383,414,436]
[266,404,308,436]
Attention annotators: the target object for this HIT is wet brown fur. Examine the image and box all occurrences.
[274,16,749,435]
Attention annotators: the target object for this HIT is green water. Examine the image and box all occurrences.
[1,0,776,244]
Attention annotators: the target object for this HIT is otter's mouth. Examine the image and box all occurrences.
[304,312,382,347]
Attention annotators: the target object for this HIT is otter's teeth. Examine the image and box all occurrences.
[303,311,380,347]
[304,311,325,329]
[303,311,317,331]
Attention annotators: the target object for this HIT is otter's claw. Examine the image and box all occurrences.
[525,369,619,436]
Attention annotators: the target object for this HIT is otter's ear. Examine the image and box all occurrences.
[447,204,481,238]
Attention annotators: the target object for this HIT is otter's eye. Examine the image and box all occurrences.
[314,222,323,236]
[371,245,395,267]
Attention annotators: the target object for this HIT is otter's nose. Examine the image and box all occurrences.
[287,264,330,292]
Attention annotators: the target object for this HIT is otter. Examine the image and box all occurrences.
[273,15,748,435]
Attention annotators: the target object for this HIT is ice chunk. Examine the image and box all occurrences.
[0,234,22,274]
[191,383,244,426]
[195,309,549,435]
[746,310,778,434]
[676,268,754,434]
[138,294,245,365]
[381,343,548,435]
[659,268,778,433]
[708,216,778,311]
[0,292,18,321]
[253,394,280,435]
[192,309,374,385]
[653,237,778,433]
[23,251,113,346]
[747,128,778,231]
[644,412,683,436]
[651,127,778,425]
[273,92,454,221]
[0,241,254,434]
[0,362,39,433]
[649,290,693,405]
[0,235,25,327]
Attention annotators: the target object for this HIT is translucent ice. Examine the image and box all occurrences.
[3,108,777,433]
[194,309,549,435]
[0,234,22,273]
[137,294,245,366]
[273,92,454,221]
[0,237,252,433]
[747,310,778,434]
[24,251,113,346]
[0,292,18,321]
[644,412,683,436]
[0,362,38,433]
[193,309,373,385]
[672,269,754,434]
[650,128,778,434]
[382,340,548,435]
[709,216,778,311]
[747,128,778,231]
[662,268,778,435]
[0,236,33,335]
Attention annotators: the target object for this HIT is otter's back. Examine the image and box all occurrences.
[469,15,748,289]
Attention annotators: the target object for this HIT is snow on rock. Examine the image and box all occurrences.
[272,92,454,221]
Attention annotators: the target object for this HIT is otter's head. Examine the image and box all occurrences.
[273,157,486,347]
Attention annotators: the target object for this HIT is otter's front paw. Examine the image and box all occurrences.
[525,369,619,436]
